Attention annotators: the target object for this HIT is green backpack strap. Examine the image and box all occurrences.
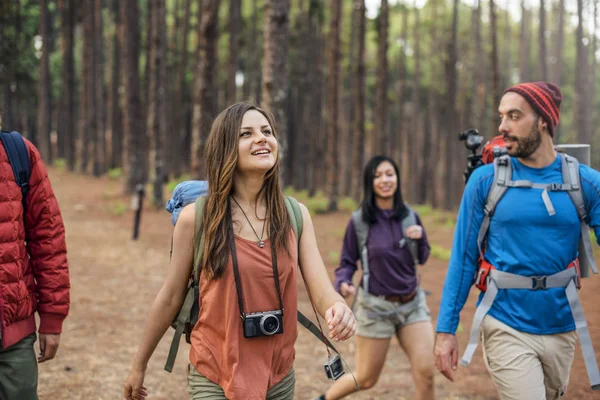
[165,197,205,373]
[284,196,303,248]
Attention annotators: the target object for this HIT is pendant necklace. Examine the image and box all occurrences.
[231,196,267,248]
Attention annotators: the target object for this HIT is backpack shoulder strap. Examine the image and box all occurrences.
[351,208,370,292]
[351,208,368,251]
[561,153,586,219]
[401,204,417,232]
[192,196,207,282]
[0,131,31,210]
[165,195,206,373]
[284,196,303,248]
[560,153,598,276]
[477,155,511,258]
[401,204,419,266]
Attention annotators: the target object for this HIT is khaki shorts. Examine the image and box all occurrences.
[481,315,577,400]
[354,287,431,338]
[187,365,295,400]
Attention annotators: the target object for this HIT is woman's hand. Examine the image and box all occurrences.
[123,368,148,400]
[339,282,356,298]
[325,301,357,342]
[405,224,423,240]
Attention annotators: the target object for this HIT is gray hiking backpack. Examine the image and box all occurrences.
[477,153,598,278]
[351,204,419,294]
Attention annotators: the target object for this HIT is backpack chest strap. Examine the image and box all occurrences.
[461,267,600,390]
[501,179,576,216]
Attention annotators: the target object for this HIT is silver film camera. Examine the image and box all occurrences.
[243,310,283,338]
[324,354,345,380]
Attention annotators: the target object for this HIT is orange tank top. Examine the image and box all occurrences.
[189,231,298,400]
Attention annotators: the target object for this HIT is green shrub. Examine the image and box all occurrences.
[108,200,127,216]
[339,197,358,212]
[53,158,66,170]
[306,196,328,214]
[107,168,122,179]
[431,244,451,261]
[413,204,433,217]
[167,174,193,192]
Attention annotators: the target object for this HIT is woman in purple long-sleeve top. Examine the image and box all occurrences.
[314,155,435,400]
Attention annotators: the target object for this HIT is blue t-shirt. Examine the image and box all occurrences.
[437,154,600,335]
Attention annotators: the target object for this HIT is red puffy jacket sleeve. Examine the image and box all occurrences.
[24,139,70,334]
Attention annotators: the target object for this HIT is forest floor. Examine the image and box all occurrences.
[35,167,600,400]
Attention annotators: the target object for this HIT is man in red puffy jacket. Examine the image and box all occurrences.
[0,120,70,399]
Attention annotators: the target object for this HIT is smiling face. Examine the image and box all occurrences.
[498,92,545,159]
[236,109,278,175]
[372,161,398,200]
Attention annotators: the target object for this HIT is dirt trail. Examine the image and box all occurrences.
[35,168,600,399]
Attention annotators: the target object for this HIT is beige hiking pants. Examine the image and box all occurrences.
[481,315,577,400]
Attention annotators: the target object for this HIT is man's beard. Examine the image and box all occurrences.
[504,122,542,158]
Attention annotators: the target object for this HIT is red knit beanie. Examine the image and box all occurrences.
[503,82,562,136]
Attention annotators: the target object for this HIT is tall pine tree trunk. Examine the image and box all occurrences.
[539,0,548,81]
[121,0,147,193]
[261,0,290,183]
[37,0,52,162]
[575,0,590,144]
[93,0,106,176]
[373,0,389,156]
[148,0,168,207]
[326,0,341,210]
[191,0,219,178]
[227,0,241,105]
[351,0,366,201]
[553,0,565,142]
[519,1,530,82]
[59,0,76,170]
[108,0,122,169]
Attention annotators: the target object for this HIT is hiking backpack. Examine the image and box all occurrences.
[476,140,597,279]
[0,130,31,212]
[164,181,349,374]
[351,204,419,295]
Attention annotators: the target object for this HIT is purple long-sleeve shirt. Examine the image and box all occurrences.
[333,209,430,296]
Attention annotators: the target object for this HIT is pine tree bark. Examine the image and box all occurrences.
[108,0,122,169]
[374,0,389,156]
[148,0,168,207]
[539,0,548,81]
[227,0,241,105]
[261,0,291,183]
[93,0,106,176]
[489,0,500,109]
[408,1,421,203]
[519,1,530,82]
[121,0,147,193]
[59,0,76,170]
[191,0,219,178]
[37,0,52,162]
[351,0,366,201]
[325,0,341,210]
[443,0,459,209]
[575,0,590,144]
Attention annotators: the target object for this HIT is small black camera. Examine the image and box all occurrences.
[458,128,484,152]
[324,354,345,380]
[458,128,485,183]
[243,310,283,338]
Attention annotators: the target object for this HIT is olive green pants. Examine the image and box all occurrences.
[187,365,295,400]
[0,334,38,400]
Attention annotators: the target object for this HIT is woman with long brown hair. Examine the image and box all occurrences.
[123,102,356,400]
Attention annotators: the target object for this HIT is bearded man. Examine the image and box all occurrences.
[434,82,600,399]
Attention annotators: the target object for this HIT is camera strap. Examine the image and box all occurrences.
[229,225,285,320]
